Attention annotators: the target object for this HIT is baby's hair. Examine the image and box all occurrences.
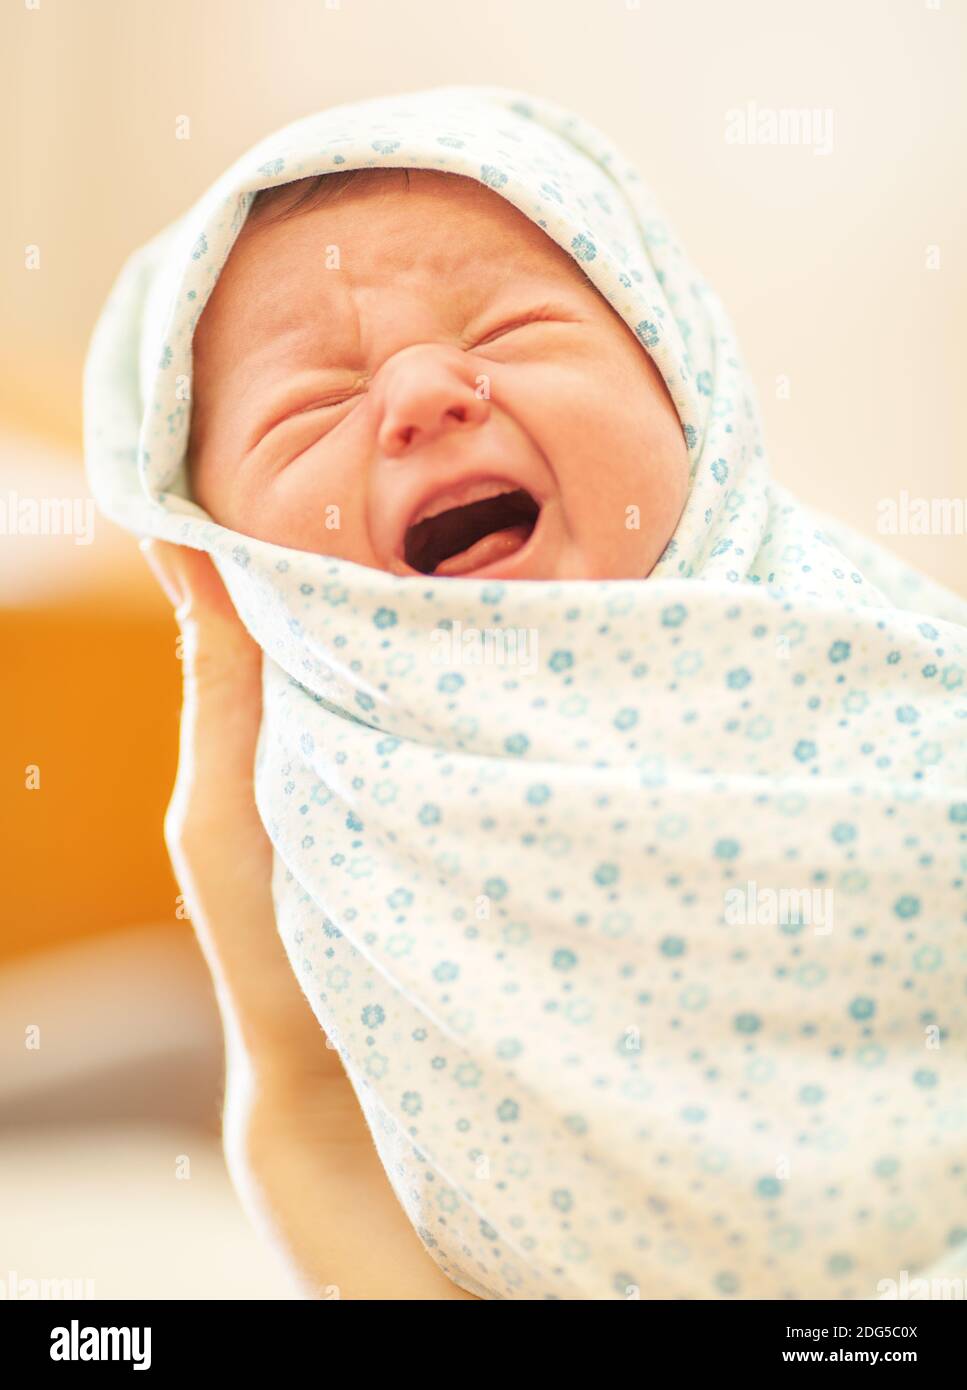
[248,166,412,225]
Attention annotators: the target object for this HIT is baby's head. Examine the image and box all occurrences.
[188,168,688,581]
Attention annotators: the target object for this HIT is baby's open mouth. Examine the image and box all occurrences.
[404,484,541,576]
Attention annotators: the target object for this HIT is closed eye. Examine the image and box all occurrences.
[287,389,361,416]
[469,311,570,350]
[256,386,364,446]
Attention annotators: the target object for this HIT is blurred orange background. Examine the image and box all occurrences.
[1,0,964,1298]
[3,460,181,963]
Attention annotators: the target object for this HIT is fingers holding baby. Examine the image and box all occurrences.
[140,538,336,1080]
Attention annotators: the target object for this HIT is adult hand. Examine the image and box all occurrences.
[142,539,478,1300]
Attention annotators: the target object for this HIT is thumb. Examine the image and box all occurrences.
[141,536,252,630]
[141,536,265,841]
[141,536,261,691]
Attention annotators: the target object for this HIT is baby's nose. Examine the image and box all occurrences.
[377,346,489,457]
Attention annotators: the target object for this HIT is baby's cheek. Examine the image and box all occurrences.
[562,372,688,576]
[253,449,370,560]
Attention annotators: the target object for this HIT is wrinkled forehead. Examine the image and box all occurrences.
[234,168,604,290]
[196,167,606,349]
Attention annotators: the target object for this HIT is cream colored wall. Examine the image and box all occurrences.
[3,0,965,590]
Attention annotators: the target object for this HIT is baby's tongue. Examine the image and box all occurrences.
[434,524,531,577]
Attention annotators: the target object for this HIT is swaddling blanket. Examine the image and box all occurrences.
[85,87,967,1301]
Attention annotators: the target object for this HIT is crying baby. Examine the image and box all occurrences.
[187,167,688,580]
[87,87,967,1303]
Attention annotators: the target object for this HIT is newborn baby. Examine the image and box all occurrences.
[188,167,689,580]
[87,86,967,1302]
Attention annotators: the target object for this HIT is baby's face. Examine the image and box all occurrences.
[189,170,688,580]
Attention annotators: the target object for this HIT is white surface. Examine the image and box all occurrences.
[0,928,297,1299]
[0,924,219,1113]
[0,1121,298,1300]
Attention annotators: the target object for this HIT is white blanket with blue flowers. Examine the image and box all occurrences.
[85,86,967,1300]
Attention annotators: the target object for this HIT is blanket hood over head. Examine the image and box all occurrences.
[86,86,967,1300]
